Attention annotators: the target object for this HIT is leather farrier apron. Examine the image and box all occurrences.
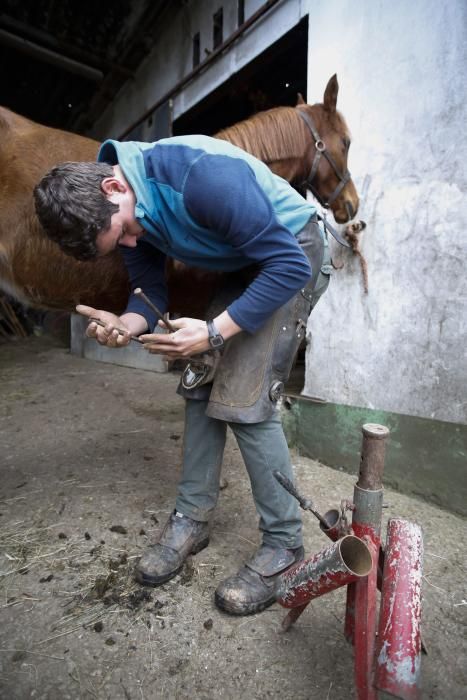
[178,214,333,423]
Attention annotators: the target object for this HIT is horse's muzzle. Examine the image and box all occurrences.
[345,200,355,221]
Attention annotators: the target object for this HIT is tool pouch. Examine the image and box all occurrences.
[176,278,240,400]
[181,352,221,390]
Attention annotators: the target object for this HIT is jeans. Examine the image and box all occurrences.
[175,398,302,549]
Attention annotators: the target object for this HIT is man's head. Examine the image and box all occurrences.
[34,162,144,260]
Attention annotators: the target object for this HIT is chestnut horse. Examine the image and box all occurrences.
[0,75,358,318]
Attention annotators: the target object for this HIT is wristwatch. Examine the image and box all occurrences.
[206,319,225,350]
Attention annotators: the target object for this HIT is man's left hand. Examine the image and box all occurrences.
[140,318,209,358]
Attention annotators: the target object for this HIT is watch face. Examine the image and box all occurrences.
[210,335,224,348]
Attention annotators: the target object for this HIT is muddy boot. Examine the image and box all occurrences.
[214,544,304,615]
[135,511,210,586]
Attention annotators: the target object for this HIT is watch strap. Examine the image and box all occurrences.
[206,319,224,349]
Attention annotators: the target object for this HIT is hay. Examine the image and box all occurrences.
[0,521,78,579]
[0,517,156,639]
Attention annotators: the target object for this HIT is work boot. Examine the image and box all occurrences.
[214,544,304,615]
[135,510,210,586]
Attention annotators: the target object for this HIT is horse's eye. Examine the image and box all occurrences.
[342,137,351,150]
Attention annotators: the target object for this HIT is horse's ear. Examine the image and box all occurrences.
[323,74,339,112]
[296,92,306,105]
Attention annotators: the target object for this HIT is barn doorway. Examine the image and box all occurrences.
[173,16,308,136]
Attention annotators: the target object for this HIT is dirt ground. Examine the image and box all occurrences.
[0,336,465,700]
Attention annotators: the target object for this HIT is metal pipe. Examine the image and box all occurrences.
[345,489,384,647]
[277,535,372,611]
[345,546,384,632]
[319,508,350,542]
[358,423,390,490]
[352,485,384,541]
[279,505,356,631]
[0,14,133,77]
[353,536,379,700]
[0,27,103,82]
[344,585,356,644]
[345,424,389,646]
[375,519,423,700]
[347,423,390,699]
[280,602,309,631]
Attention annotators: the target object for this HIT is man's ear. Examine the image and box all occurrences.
[100,176,126,196]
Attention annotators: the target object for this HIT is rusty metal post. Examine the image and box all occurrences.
[345,424,390,643]
[344,584,356,645]
[319,509,348,542]
[357,423,390,491]
[346,423,389,700]
[375,519,423,700]
[353,537,379,700]
[277,535,372,629]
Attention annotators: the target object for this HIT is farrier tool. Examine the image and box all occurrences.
[133,287,176,332]
[273,470,331,529]
[134,287,216,385]
[89,317,143,344]
[87,286,175,344]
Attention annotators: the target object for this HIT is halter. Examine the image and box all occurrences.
[297,109,352,249]
[297,109,352,209]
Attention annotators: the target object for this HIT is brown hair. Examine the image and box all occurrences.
[34,161,119,260]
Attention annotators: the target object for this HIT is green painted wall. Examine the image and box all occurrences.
[281,398,467,517]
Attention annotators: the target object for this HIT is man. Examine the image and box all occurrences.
[34,134,331,615]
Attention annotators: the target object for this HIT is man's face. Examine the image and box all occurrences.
[96,172,145,256]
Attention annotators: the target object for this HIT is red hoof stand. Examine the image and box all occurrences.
[277,423,423,700]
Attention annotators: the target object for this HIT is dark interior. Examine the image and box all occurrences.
[173,17,308,137]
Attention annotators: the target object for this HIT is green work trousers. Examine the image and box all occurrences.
[175,398,302,549]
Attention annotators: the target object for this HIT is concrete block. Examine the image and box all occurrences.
[70,313,168,373]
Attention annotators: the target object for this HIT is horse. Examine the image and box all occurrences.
[216,74,357,224]
[0,75,358,318]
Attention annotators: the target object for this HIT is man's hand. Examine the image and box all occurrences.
[140,318,210,358]
[76,304,133,348]
[141,310,243,358]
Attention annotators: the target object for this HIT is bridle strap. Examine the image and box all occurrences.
[297,109,351,209]
[317,213,351,248]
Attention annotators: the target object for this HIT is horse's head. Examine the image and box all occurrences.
[296,75,359,224]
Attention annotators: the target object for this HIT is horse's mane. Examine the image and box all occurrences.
[215,106,308,163]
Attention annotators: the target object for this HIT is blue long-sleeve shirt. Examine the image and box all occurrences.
[98,136,315,333]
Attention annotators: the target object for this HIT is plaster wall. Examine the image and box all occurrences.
[303,0,467,424]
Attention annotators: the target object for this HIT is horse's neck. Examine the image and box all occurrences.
[265,155,308,185]
[261,106,321,184]
[216,106,312,186]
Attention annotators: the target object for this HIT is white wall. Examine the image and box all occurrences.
[303,0,467,424]
[92,0,466,425]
